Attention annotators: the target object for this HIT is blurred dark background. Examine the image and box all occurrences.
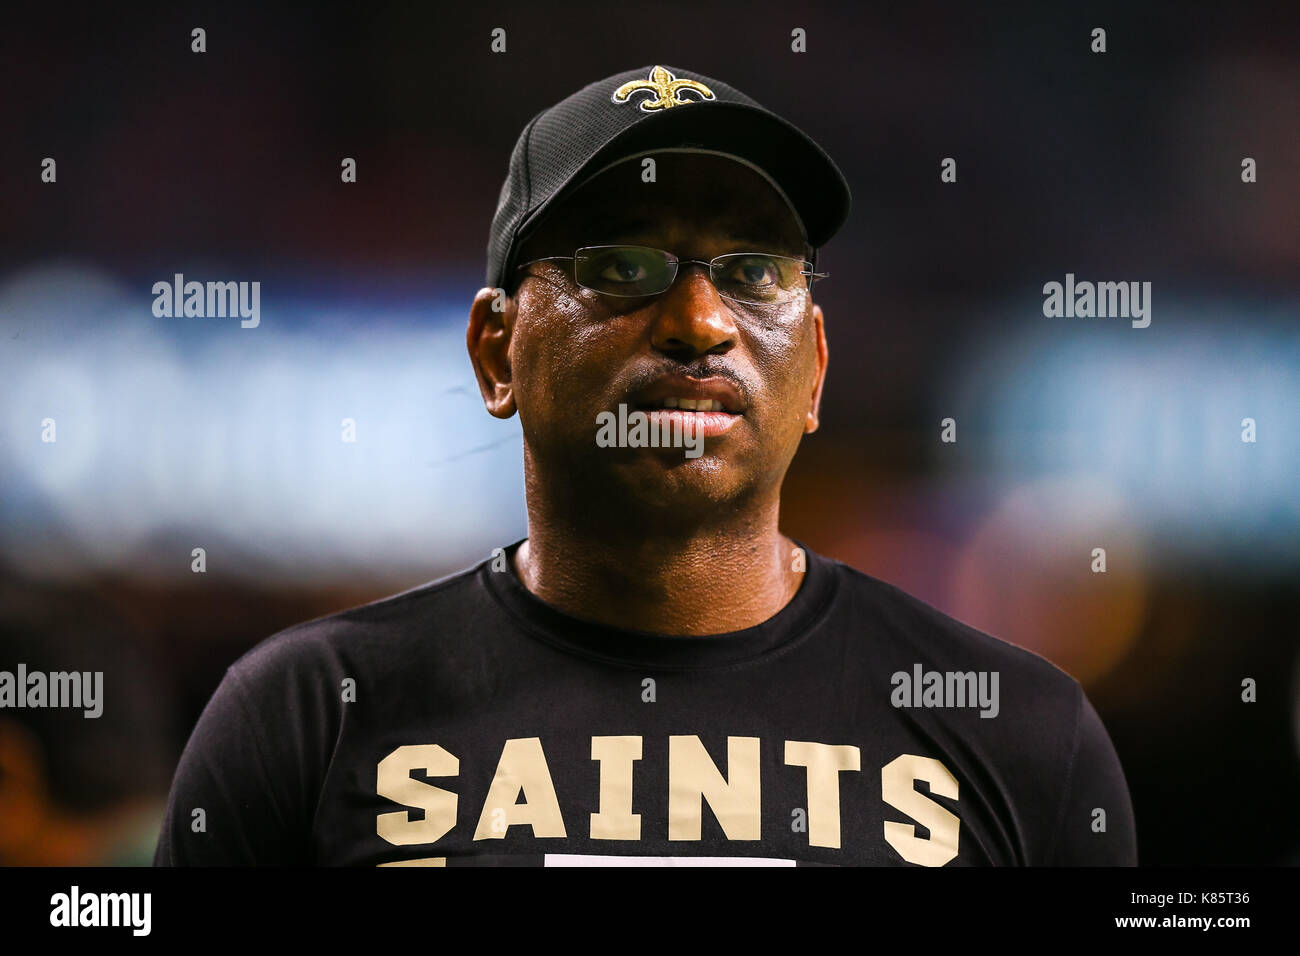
[1,1,1297,864]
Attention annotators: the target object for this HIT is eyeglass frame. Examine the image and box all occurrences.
[513,244,829,305]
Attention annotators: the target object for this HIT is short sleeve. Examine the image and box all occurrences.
[1044,688,1138,865]
[153,666,309,865]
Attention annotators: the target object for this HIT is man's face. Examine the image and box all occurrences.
[492,151,828,514]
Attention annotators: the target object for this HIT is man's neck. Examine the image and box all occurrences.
[512,504,804,636]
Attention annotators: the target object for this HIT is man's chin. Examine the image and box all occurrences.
[606,451,754,508]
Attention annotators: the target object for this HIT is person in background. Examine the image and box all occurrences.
[0,588,171,865]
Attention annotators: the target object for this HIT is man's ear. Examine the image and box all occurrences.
[466,286,517,419]
[804,302,829,434]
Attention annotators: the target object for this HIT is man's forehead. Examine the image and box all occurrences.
[584,212,800,249]
[532,156,808,252]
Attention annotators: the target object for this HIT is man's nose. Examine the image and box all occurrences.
[647,264,738,360]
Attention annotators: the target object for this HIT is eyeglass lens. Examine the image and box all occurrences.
[572,246,811,305]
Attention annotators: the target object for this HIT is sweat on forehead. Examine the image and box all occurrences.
[520,151,809,256]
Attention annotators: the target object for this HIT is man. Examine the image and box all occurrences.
[155,65,1136,866]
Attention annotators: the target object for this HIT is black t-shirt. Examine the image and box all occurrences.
[154,541,1136,866]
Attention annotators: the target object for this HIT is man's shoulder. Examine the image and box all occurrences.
[228,557,493,686]
[817,549,1082,696]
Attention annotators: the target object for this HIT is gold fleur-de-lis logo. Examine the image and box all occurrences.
[612,66,715,112]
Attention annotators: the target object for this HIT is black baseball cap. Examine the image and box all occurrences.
[485,64,852,291]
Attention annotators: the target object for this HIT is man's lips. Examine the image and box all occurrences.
[642,408,741,438]
[611,377,754,444]
[628,374,746,414]
[625,374,746,441]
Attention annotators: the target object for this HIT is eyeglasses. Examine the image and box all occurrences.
[515,245,828,307]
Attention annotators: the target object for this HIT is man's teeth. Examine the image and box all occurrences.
[659,398,724,411]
